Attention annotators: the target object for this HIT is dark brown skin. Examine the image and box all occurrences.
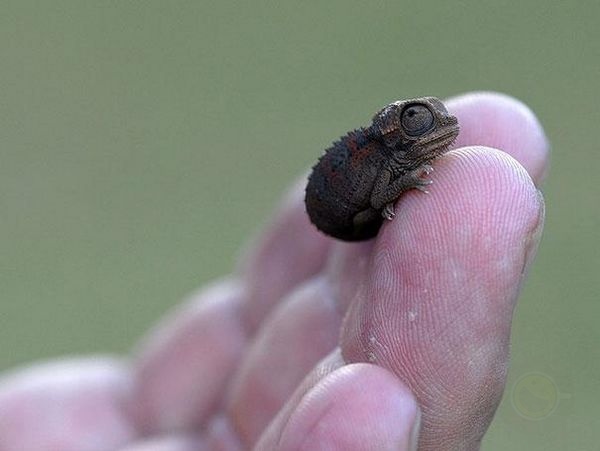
[305,97,460,241]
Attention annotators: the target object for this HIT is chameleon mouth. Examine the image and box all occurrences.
[408,118,459,167]
[415,117,460,152]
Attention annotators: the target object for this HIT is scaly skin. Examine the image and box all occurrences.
[305,97,459,241]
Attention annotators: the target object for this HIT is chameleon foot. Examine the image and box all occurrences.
[410,165,434,193]
[415,179,433,194]
[382,203,395,220]
[422,164,434,175]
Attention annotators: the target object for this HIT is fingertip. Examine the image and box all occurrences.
[377,146,542,269]
[0,357,136,451]
[238,174,333,331]
[131,279,245,434]
[278,364,419,451]
[446,91,550,185]
[226,276,342,446]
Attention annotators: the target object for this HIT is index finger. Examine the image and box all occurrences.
[334,92,548,449]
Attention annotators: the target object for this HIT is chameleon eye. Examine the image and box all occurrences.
[401,104,434,136]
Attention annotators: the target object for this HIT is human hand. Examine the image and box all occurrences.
[0,92,548,451]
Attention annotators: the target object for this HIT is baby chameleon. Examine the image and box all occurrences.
[305,97,460,241]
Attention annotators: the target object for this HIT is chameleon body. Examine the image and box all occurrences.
[305,97,459,241]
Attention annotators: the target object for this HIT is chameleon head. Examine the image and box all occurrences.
[372,97,460,159]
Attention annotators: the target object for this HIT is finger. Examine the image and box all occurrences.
[226,276,341,446]
[341,147,545,450]
[446,91,549,185]
[0,357,136,451]
[256,358,420,451]
[238,177,333,332]
[131,279,246,434]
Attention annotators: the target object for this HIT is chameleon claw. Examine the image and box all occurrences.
[422,164,434,175]
[415,179,433,194]
[382,203,395,220]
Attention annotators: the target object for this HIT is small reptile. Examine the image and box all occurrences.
[305,97,459,241]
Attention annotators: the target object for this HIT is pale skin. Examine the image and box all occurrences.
[0,92,549,451]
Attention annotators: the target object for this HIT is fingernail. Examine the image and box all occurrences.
[522,190,546,277]
[409,407,421,451]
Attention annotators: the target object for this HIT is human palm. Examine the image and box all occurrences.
[0,92,548,451]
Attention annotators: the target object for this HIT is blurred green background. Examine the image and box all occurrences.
[1,1,598,449]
